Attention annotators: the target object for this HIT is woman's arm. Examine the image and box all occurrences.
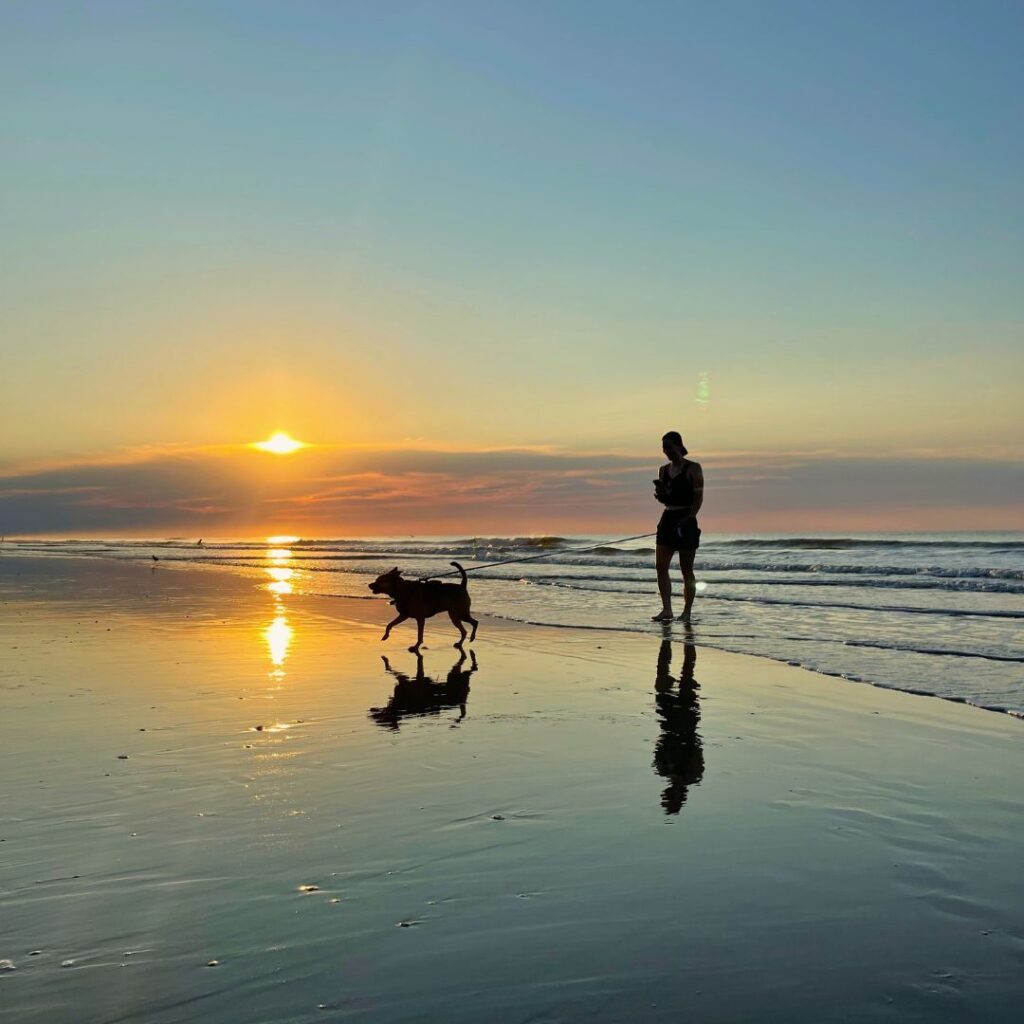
[689,463,704,518]
[653,464,668,504]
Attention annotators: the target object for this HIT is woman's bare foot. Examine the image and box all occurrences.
[651,610,674,622]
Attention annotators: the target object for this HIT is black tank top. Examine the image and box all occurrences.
[660,462,695,508]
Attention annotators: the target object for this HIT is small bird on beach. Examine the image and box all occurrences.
[151,555,159,563]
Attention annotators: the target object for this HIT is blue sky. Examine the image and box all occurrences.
[1,1,1021,532]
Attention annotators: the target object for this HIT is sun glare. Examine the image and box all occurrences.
[264,615,293,667]
[251,432,305,455]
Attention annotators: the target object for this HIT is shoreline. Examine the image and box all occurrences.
[4,550,1022,723]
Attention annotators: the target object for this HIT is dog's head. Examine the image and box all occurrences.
[368,567,403,596]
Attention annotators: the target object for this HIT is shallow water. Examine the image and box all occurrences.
[6,532,1023,715]
[1,559,1023,1023]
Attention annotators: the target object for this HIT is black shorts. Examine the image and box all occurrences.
[657,510,701,552]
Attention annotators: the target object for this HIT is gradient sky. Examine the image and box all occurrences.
[2,1,1022,535]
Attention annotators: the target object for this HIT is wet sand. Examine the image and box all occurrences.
[1,556,1023,1023]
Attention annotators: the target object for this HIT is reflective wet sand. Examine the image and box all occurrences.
[1,557,1023,1023]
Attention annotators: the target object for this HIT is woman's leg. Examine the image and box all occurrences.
[678,547,696,620]
[653,544,675,620]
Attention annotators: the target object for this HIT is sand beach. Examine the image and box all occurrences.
[6,3,1023,1020]
[1,556,1022,1023]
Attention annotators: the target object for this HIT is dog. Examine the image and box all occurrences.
[368,561,479,652]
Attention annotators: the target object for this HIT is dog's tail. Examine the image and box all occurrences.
[450,561,468,587]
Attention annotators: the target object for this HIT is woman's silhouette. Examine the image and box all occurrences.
[652,431,704,621]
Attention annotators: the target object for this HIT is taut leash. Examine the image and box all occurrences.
[423,532,658,580]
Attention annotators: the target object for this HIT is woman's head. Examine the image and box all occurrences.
[662,431,688,458]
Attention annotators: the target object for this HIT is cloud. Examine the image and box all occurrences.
[1,443,1021,536]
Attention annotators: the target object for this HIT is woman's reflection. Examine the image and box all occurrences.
[653,628,705,814]
[370,649,479,730]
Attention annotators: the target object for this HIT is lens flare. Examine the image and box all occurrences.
[696,371,710,406]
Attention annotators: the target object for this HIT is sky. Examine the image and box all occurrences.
[1,0,1022,536]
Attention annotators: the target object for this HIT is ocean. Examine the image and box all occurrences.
[4,533,1023,717]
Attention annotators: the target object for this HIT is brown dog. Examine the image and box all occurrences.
[368,561,479,652]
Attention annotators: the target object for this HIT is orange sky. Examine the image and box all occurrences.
[2,440,1021,537]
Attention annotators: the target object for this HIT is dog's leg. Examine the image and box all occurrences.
[382,614,407,642]
[409,618,425,653]
[465,615,479,642]
[448,609,467,648]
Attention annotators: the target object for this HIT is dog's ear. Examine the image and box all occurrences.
[392,566,400,574]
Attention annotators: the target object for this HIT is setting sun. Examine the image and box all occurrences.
[251,432,306,455]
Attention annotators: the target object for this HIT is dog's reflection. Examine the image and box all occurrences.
[653,629,705,814]
[370,649,479,731]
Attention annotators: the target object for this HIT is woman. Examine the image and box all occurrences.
[652,431,703,622]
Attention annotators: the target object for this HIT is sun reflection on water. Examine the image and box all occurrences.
[262,541,296,678]
[264,615,293,669]
[266,566,293,596]
[249,538,307,824]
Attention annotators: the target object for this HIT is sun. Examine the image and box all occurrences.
[251,432,306,455]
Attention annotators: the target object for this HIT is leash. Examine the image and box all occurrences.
[422,532,658,580]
